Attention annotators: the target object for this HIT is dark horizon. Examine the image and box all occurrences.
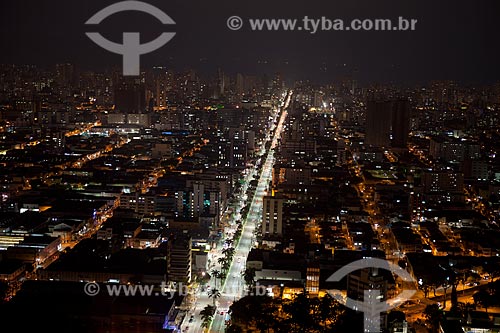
[1,0,500,85]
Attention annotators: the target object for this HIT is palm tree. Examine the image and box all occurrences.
[217,256,228,267]
[222,260,231,273]
[211,269,221,288]
[242,267,256,287]
[222,247,235,259]
[234,229,242,240]
[200,305,215,330]
[208,288,222,307]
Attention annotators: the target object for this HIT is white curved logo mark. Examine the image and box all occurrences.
[326,258,416,333]
[85,1,176,76]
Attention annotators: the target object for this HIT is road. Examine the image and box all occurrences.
[210,101,289,332]
[182,92,291,333]
[402,277,499,323]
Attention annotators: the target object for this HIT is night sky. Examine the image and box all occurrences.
[1,0,499,84]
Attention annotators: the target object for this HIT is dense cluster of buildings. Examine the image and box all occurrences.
[0,64,284,331]
[1,63,500,332]
[240,81,500,332]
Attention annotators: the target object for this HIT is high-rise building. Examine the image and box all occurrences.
[191,182,205,218]
[429,137,481,162]
[365,101,392,148]
[119,192,156,215]
[114,78,146,113]
[391,100,410,148]
[262,195,284,236]
[189,182,221,226]
[422,171,464,193]
[336,140,348,166]
[347,267,389,333]
[55,63,75,86]
[236,73,245,95]
[421,170,465,204]
[306,263,320,295]
[462,160,488,181]
[167,231,192,284]
[365,99,410,149]
[153,68,170,108]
